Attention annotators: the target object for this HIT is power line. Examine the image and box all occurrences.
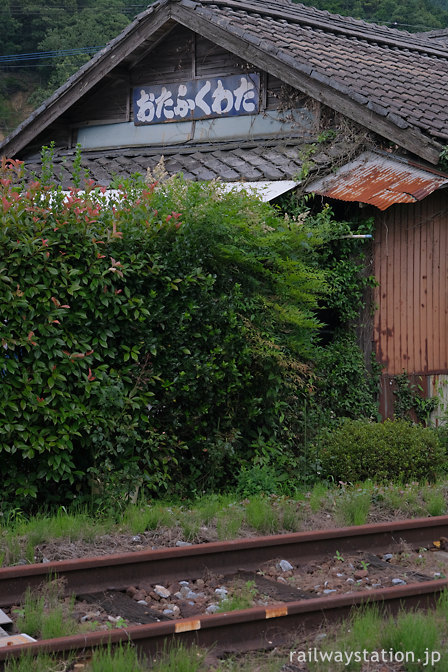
[375,20,448,30]
[0,46,103,64]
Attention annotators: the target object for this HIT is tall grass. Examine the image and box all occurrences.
[88,644,146,672]
[309,482,329,513]
[382,611,440,671]
[336,492,371,526]
[244,497,279,534]
[423,487,446,517]
[5,653,73,672]
[279,499,301,531]
[149,643,208,672]
[14,580,85,640]
[216,507,244,540]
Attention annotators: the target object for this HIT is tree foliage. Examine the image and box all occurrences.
[298,0,448,30]
[0,1,136,114]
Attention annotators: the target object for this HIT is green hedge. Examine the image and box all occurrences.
[0,161,326,508]
[319,418,447,483]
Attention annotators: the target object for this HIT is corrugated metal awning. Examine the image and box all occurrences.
[305,151,448,210]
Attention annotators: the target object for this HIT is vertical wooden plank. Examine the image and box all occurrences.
[406,204,414,374]
[391,206,401,373]
[430,198,439,372]
[193,31,197,78]
[393,208,403,374]
[440,193,448,370]
[373,214,383,366]
[428,200,434,373]
[374,211,389,418]
[398,204,405,374]
[420,198,428,373]
[382,213,392,374]
[413,201,422,374]
[386,212,395,375]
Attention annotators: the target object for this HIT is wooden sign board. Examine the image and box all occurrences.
[133,73,260,124]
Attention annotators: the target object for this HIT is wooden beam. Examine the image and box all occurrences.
[171,4,442,165]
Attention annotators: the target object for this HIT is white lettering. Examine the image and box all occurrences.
[155,87,174,119]
[173,84,195,118]
[234,76,256,112]
[136,89,155,122]
[195,80,212,115]
[211,79,234,114]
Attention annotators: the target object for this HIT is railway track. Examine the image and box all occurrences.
[1,515,448,666]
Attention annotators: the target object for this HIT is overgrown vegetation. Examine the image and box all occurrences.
[217,580,257,612]
[305,596,448,671]
[275,193,380,450]
[87,644,148,672]
[393,372,438,424]
[4,653,75,672]
[2,148,445,511]
[0,155,334,508]
[3,481,448,566]
[13,578,85,640]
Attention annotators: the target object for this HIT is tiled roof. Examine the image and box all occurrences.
[24,137,356,187]
[415,28,448,44]
[2,0,448,168]
[181,0,448,143]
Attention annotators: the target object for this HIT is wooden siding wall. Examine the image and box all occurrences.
[64,25,310,130]
[68,73,130,125]
[374,189,448,378]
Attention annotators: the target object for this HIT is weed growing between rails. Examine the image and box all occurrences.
[12,577,99,640]
[217,581,257,613]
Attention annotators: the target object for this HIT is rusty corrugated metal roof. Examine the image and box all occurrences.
[305,151,448,210]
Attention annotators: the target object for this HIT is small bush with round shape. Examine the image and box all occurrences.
[319,419,447,483]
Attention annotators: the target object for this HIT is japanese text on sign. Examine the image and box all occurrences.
[133,74,260,124]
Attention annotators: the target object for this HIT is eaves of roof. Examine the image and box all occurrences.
[22,137,353,188]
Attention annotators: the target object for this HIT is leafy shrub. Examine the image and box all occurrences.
[314,331,379,420]
[236,464,283,496]
[393,372,438,423]
[277,195,379,438]
[0,158,326,508]
[319,419,447,483]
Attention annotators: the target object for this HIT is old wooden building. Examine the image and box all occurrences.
[2,0,448,417]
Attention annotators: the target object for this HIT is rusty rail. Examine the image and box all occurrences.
[0,515,447,665]
[0,579,446,665]
[1,514,447,607]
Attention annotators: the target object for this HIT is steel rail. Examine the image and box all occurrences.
[0,579,446,666]
[1,514,447,607]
